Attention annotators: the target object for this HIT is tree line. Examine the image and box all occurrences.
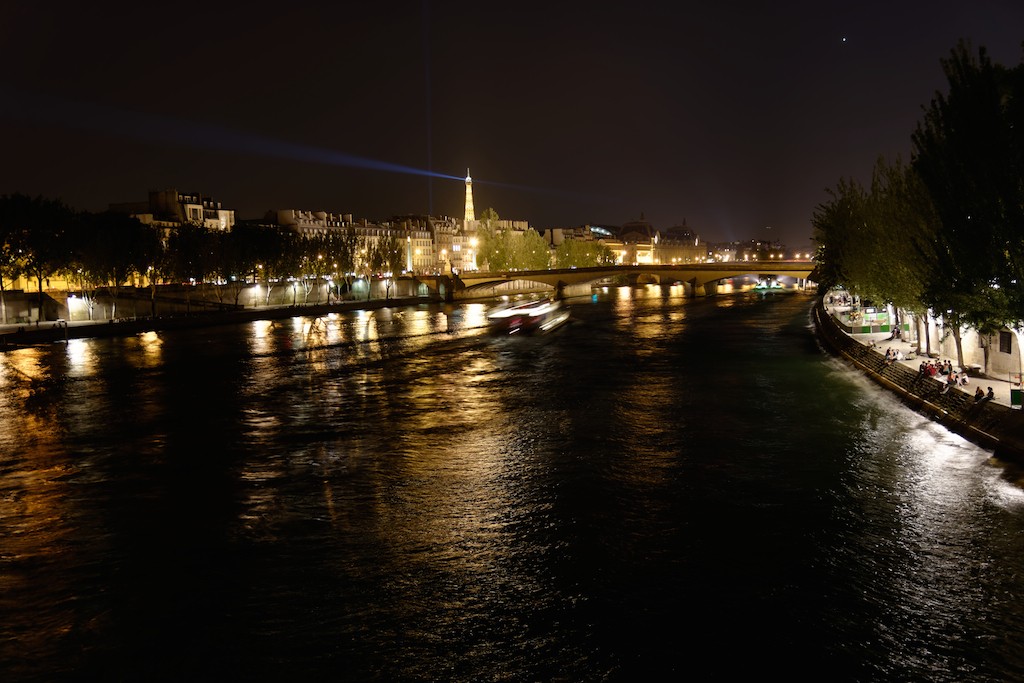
[0,195,410,321]
[0,197,618,324]
[474,208,616,271]
[812,40,1024,365]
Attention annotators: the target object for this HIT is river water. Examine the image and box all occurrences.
[2,286,1024,681]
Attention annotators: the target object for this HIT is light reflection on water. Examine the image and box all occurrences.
[2,291,1024,681]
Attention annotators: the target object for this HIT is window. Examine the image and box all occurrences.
[1000,331,1013,354]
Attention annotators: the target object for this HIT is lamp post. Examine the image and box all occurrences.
[317,254,324,303]
[255,264,263,307]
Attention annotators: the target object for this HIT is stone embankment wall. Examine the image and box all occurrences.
[813,300,1024,464]
[0,296,436,348]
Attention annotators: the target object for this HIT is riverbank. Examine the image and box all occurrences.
[0,295,440,349]
[813,298,1024,465]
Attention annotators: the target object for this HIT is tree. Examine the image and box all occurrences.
[0,194,74,323]
[477,208,507,270]
[275,232,305,306]
[811,158,942,355]
[246,226,295,306]
[75,211,162,319]
[0,194,32,323]
[555,239,615,268]
[374,234,404,299]
[599,245,616,266]
[146,234,172,318]
[514,229,551,270]
[305,235,332,304]
[474,209,551,271]
[220,222,274,307]
[811,177,867,294]
[167,221,217,315]
[912,40,1024,329]
[334,227,363,299]
[863,158,941,356]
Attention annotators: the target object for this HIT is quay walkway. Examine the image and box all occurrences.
[823,302,1020,409]
[815,300,1024,463]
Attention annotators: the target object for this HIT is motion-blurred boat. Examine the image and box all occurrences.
[487,298,569,335]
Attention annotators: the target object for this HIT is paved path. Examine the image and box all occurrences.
[840,328,1019,409]
[823,300,1021,409]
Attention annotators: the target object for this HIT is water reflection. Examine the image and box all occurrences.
[3,292,1024,681]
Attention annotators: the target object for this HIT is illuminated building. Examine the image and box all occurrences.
[109,188,235,232]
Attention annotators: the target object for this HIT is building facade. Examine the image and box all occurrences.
[110,188,235,232]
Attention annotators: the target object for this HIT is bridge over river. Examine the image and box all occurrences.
[420,261,817,300]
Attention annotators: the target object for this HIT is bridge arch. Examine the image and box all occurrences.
[409,262,816,301]
[458,262,815,297]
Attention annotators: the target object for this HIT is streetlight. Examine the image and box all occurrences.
[317,254,324,301]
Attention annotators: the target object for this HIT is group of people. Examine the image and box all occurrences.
[915,358,971,393]
[975,386,997,403]
[916,359,953,378]
[877,336,1000,405]
[884,347,909,366]
[914,358,999,402]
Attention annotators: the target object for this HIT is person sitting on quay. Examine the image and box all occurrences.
[975,386,986,402]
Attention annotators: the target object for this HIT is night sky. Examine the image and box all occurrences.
[2,2,1022,248]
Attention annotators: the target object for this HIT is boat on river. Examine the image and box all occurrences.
[487,298,570,335]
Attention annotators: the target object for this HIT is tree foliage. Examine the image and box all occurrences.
[0,193,75,320]
[814,40,1024,342]
[555,239,616,268]
[476,208,551,270]
[912,40,1024,329]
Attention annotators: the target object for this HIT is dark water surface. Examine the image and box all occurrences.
[3,288,1024,681]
